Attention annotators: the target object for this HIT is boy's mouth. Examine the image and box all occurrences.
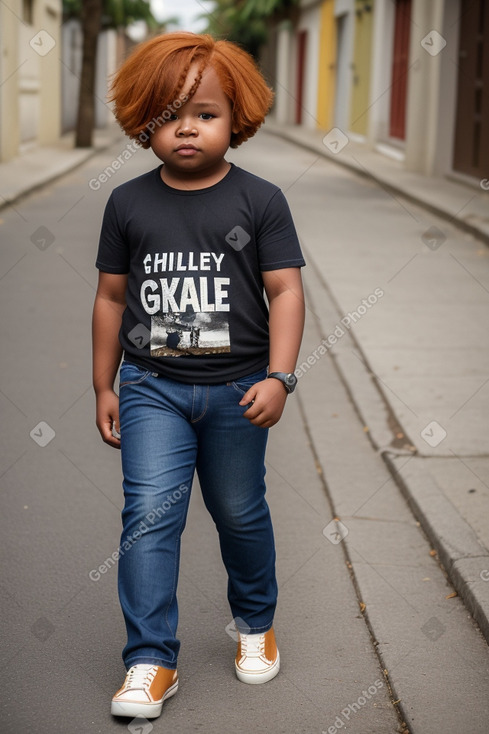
[175,144,200,156]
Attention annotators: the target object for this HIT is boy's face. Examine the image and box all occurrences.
[150,64,237,187]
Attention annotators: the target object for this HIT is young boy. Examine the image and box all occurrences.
[92,31,305,719]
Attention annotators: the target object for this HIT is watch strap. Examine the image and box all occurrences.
[267,371,297,394]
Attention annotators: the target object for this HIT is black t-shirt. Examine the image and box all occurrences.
[96,163,305,384]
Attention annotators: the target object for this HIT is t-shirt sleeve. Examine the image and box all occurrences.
[257,189,305,271]
[95,192,130,274]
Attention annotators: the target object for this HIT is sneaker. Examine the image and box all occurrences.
[235,627,280,684]
[111,664,178,718]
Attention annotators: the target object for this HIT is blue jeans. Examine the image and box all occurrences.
[117,361,277,670]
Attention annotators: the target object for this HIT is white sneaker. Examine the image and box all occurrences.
[111,663,178,718]
[235,628,280,684]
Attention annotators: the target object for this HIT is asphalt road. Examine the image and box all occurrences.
[1,130,488,733]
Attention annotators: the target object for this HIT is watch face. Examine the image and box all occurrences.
[285,373,297,386]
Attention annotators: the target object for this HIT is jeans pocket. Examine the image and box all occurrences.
[231,367,268,396]
[119,361,152,388]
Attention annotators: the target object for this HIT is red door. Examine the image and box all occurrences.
[389,0,412,140]
[296,31,307,124]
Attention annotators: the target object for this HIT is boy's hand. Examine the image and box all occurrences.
[96,389,121,449]
[239,379,288,428]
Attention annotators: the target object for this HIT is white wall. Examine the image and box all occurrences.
[405,0,446,174]
[62,21,82,133]
[3,0,62,154]
[297,2,322,129]
[367,0,396,146]
[432,0,460,177]
[18,17,42,147]
[0,0,21,160]
[62,21,116,132]
[274,21,295,125]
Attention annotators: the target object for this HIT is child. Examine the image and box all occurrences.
[92,31,305,720]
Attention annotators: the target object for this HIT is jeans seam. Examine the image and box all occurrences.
[190,385,209,423]
[164,535,182,644]
[164,478,192,644]
[120,371,151,388]
[231,368,268,396]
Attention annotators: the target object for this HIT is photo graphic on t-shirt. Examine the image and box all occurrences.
[150,310,231,357]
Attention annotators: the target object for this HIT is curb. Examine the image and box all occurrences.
[301,243,489,645]
[262,121,489,247]
[0,130,122,213]
[384,453,489,643]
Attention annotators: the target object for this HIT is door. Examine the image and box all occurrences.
[295,30,307,124]
[389,0,411,140]
[453,0,489,179]
[350,0,374,135]
[333,13,348,131]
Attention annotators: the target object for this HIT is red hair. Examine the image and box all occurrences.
[109,32,274,149]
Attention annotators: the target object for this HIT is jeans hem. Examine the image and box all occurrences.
[125,656,177,671]
[235,619,275,634]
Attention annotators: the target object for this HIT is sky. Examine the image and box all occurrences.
[150,0,215,32]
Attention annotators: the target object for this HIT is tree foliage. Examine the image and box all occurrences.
[202,0,299,58]
[63,0,159,30]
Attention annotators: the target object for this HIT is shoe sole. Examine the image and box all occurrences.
[235,652,280,685]
[111,679,178,718]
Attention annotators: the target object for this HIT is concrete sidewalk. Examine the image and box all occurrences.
[2,119,489,648]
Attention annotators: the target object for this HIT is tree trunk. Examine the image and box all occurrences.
[75,0,102,147]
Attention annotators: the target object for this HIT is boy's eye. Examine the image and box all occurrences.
[199,113,215,120]
[168,114,178,121]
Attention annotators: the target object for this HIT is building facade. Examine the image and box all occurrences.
[0,0,62,161]
[0,3,127,163]
[269,0,489,183]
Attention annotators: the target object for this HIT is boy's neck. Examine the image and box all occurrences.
[159,160,232,190]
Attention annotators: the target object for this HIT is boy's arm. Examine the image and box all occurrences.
[239,267,305,428]
[92,271,128,448]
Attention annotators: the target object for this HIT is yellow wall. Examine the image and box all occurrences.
[316,0,336,130]
[349,0,374,136]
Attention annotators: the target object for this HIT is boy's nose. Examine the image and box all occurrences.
[177,122,197,136]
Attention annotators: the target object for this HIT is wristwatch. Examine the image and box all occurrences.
[267,371,298,394]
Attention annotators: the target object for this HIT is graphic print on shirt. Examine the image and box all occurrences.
[140,251,231,357]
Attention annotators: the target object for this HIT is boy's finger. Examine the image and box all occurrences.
[98,418,121,448]
[239,388,256,406]
[111,418,121,440]
[106,437,121,449]
[103,430,121,449]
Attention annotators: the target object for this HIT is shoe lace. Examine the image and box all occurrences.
[123,664,158,691]
[240,633,266,658]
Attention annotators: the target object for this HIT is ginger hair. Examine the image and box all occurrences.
[109,32,274,149]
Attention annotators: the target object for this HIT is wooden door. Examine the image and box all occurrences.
[295,31,307,124]
[453,0,489,178]
[389,0,412,140]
